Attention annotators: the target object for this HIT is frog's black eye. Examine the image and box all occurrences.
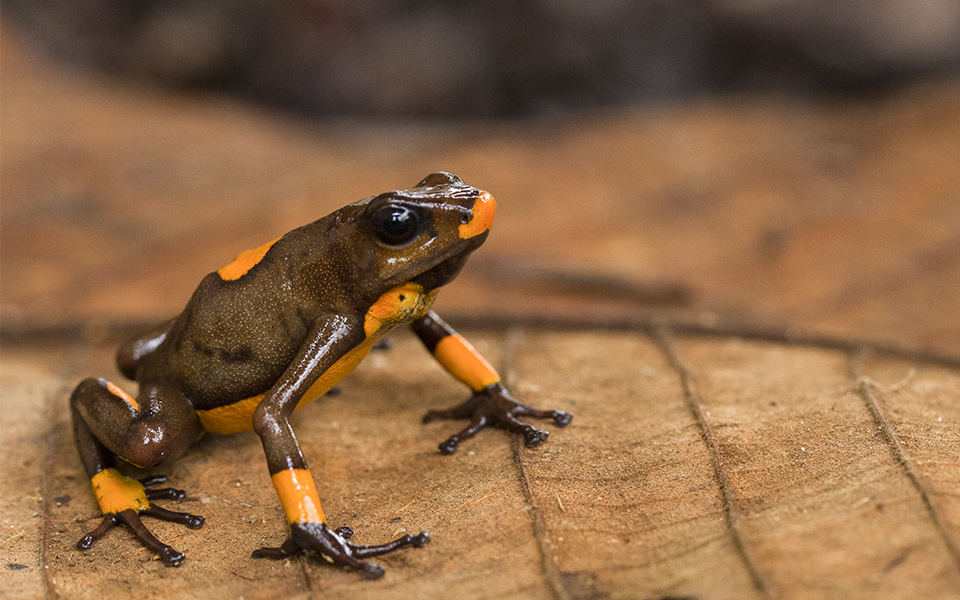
[370,205,422,246]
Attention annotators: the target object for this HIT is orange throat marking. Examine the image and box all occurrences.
[195,336,379,435]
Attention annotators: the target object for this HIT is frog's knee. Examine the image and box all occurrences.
[123,422,169,468]
[71,378,106,405]
[124,415,199,468]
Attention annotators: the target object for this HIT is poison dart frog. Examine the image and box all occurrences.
[70,172,572,578]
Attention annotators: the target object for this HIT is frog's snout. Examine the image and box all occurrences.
[458,191,496,239]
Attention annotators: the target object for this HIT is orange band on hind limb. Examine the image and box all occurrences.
[272,468,326,524]
[433,333,500,392]
[91,468,150,514]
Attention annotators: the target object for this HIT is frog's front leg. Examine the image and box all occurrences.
[71,377,205,565]
[411,311,573,454]
[251,314,429,579]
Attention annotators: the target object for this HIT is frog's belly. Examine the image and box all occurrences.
[195,336,376,435]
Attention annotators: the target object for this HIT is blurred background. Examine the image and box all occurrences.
[6,0,960,116]
[2,0,960,354]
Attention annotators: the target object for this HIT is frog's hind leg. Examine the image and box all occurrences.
[70,377,204,565]
[115,318,174,380]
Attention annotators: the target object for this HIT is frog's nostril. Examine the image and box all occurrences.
[458,191,496,239]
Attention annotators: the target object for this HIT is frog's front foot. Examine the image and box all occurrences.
[252,522,430,579]
[424,383,573,454]
[77,474,204,566]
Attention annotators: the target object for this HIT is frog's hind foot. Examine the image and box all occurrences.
[424,382,572,454]
[252,522,429,579]
[77,474,204,566]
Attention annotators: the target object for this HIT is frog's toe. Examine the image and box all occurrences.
[334,526,354,538]
[140,474,188,501]
[521,426,549,448]
[76,513,120,550]
[436,415,489,454]
[349,529,431,558]
[77,508,191,566]
[361,563,386,579]
[254,522,429,578]
[426,383,572,453]
[144,487,186,501]
[158,546,186,566]
[118,507,197,565]
[251,537,299,560]
[78,474,203,566]
[143,504,205,529]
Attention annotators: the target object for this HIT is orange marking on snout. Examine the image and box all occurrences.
[458,191,496,239]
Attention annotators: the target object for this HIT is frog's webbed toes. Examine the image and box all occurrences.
[426,383,573,454]
[251,537,300,560]
[77,509,190,566]
[142,503,205,529]
[253,522,429,579]
[141,477,187,501]
[77,475,203,566]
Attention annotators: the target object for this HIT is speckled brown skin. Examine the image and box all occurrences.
[70,172,571,576]
[124,172,486,412]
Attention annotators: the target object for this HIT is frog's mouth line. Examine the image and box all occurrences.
[413,232,488,291]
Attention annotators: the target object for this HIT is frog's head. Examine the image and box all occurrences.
[355,172,496,292]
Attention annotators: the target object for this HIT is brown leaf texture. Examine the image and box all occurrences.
[3,327,959,599]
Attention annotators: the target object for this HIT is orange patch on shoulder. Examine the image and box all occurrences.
[218,236,282,281]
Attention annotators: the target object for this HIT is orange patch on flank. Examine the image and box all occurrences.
[458,191,496,239]
[91,468,150,514]
[272,468,326,524]
[197,283,438,435]
[196,336,379,435]
[217,236,282,281]
[434,333,500,392]
[196,394,264,434]
[106,380,139,412]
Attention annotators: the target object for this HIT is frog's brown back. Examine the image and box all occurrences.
[159,208,375,409]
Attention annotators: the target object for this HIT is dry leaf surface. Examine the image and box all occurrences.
[3,329,958,599]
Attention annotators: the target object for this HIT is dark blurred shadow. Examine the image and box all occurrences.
[5,0,960,116]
